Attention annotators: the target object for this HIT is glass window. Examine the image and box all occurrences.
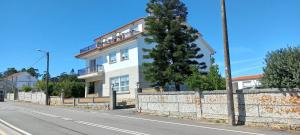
[110,75,129,92]
[109,52,117,63]
[120,49,129,61]
[110,77,119,91]
[120,75,129,91]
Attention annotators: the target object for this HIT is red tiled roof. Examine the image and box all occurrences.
[232,74,263,81]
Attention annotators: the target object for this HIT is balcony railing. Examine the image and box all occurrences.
[78,65,103,76]
[80,43,97,53]
[79,30,141,54]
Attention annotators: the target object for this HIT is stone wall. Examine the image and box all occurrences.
[6,91,46,105]
[137,89,300,129]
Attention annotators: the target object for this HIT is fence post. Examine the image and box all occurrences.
[73,98,76,107]
[110,84,117,110]
[110,91,116,110]
[93,97,95,103]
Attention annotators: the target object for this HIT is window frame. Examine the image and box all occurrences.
[110,75,129,94]
[120,48,129,61]
[109,52,117,64]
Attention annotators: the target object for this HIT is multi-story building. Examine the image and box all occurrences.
[75,18,214,102]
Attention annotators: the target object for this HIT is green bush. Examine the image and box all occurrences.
[21,86,32,92]
[262,46,300,88]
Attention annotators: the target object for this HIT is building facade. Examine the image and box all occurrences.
[232,74,263,90]
[75,18,214,101]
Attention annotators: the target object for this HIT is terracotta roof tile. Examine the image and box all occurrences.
[232,74,263,81]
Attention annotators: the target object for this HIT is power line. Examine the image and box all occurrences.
[29,54,46,68]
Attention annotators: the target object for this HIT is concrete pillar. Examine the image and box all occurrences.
[85,82,89,98]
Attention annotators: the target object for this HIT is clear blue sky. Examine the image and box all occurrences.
[0,0,299,77]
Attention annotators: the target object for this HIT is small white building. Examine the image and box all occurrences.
[232,74,263,90]
[6,72,38,89]
[75,18,214,102]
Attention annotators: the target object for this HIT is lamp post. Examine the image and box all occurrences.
[37,49,50,106]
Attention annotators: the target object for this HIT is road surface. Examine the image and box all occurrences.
[0,101,297,135]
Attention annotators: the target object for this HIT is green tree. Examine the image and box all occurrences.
[26,67,39,78]
[36,71,85,97]
[262,46,300,88]
[143,0,206,91]
[186,58,225,91]
[3,68,18,77]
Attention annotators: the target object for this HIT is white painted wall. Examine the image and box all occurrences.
[84,39,139,72]
[234,79,262,90]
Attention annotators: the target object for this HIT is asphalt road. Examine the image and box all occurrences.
[0,101,297,135]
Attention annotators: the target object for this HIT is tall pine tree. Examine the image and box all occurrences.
[143,0,206,91]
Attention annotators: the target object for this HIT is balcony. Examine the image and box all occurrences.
[78,30,141,55]
[80,43,97,54]
[77,65,104,79]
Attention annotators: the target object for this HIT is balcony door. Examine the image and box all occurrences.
[89,59,96,72]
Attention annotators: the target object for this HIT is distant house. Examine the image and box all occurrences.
[6,72,37,89]
[232,74,263,90]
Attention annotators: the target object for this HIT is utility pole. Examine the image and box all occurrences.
[221,0,235,126]
[46,52,49,105]
[37,49,50,106]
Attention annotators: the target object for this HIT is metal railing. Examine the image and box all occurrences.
[79,30,141,54]
[78,65,103,76]
[80,43,97,53]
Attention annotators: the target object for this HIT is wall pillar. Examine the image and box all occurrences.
[85,82,89,98]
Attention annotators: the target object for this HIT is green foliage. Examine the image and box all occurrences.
[35,72,85,97]
[143,0,206,91]
[26,67,39,78]
[21,86,32,92]
[186,59,226,91]
[262,46,300,88]
[3,68,18,77]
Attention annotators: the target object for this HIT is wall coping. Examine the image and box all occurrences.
[138,88,300,95]
[138,91,195,95]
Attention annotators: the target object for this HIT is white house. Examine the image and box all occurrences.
[232,74,263,90]
[75,18,214,102]
[6,72,38,89]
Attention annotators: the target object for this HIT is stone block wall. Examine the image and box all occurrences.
[137,89,300,129]
[6,91,46,105]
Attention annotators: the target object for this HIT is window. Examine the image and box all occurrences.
[120,75,129,91]
[120,49,129,61]
[109,52,117,63]
[111,77,119,91]
[88,82,95,94]
[110,75,129,93]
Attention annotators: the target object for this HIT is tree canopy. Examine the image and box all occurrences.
[186,58,225,91]
[36,71,85,98]
[3,68,18,77]
[143,0,206,91]
[262,46,300,89]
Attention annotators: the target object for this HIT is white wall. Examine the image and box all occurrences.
[235,79,262,90]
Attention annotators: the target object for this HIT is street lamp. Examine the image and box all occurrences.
[37,49,50,106]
